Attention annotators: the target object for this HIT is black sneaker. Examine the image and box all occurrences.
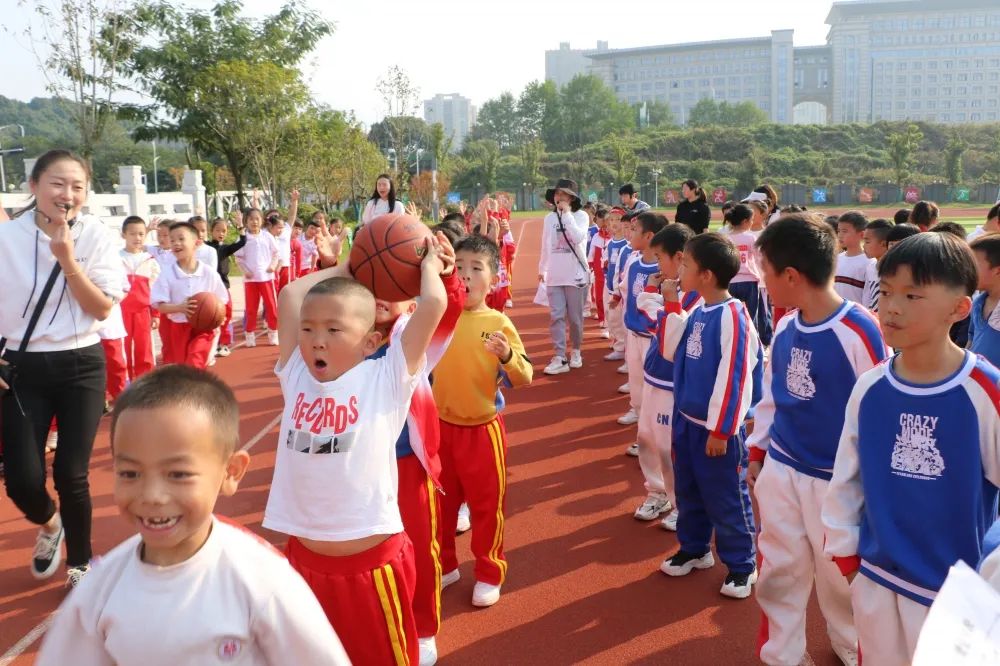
[720,568,758,599]
[659,550,715,576]
[31,524,65,580]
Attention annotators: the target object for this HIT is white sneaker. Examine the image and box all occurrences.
[720,568,758,599]
[418,636,438,666]
[441,569,460,589]
[604,350,625,361]
[616,363,628,374]
[472,581,501,607]
[634,494,671,521]
[660,509,679,531]
[617,383,630,394]
[505,298,513,308]
[832,645,859,666]
[65,564,90,589]
[216,345,231,358]
[625,442,640,457]
[569,350,582,369]
[544,356,569,375]
[600,330,610,339]
[31,520,64,580]
[617,409,639,425]
[45,430,58,452]
[456,503,471,534]
[245,332,256,348]
[267,329,279,346]
[660,550,716,577]
[582,307,592,318]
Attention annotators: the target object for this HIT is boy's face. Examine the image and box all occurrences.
[630,224,652,251]
[878,265,971,350]
[156,224,170,248]
[169,227,197,262]
[678,252,704,294]
[305,225,319,239]
[292,226,302,240]
[332,221,344,235]
[374,298,416,332]
[837,222,863,251]
[597,216,609,230]
[113,405,248,566]
[973,249,999,292]
[299,292,382,382]
[211,222,227,242]
[609,215,623,236]
[620,193,635,207]
[456,249,498,309]
[193,221,208,241]
[759,254,794,308]
[863,229,888,260]
[653,247,683,280]
[123,223,147,252]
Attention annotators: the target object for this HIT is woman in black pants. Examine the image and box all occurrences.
[0,150,124,588]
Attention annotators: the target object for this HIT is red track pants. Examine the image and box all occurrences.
[219,290,234,346]
[397,454,443,638]
[590,260,605,323]
[163,321,214,369]
[100,338,128,401]
[121,306,154,381]
[275,266,291,293]
[244,280,278,332]
[438,416,509,586]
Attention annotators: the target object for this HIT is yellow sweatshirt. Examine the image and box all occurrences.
[433,308,533,426]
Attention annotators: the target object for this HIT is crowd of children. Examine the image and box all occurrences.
[18,167,1000,666]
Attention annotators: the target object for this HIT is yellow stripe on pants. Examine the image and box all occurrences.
[374,565,409,665]
[426,475,444,629]
[486,419,508,582]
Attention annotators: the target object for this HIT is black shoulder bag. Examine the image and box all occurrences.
[0,263,65,398]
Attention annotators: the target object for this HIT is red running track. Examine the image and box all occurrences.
[0,217,840,665]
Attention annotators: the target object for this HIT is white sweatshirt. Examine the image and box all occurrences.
[538,209,589,287]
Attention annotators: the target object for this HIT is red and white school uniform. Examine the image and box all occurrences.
[299,237,318,277]
[235,232,279,334]
[265,322,424,666]
[289,237,302,283]
[589,229,610,324]
[98,303,128,403]
[149,246,176,360]
[486,234,517,313]
[120,249,160,380]
[36,517,350,666]
[274,226,293,292]
[151,261,229,369]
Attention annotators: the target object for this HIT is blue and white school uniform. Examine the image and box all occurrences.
[726,229,772,346]
[603,238,630,354]
[620,256,660,417]
[969,291,1000,370]
[822,351,1000,665]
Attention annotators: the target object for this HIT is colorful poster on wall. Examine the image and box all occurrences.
[663,189,679,204]
[955,188,970,202]
[587,191,599,203]
[446,192,461,204]
[712,187,727,204]
[904,187,921,203]
[858,188,875,204]
[812,188,828,204]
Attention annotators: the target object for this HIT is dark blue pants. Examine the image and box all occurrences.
[673,414,756,574]
[729,281,772,347]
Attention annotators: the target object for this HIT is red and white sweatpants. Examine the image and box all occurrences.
[162,321,215,369]
[219,289,234,347]
[397,454,443,639]
[100,338,128,402]
[244,280,278,332]
[121,306,154,380]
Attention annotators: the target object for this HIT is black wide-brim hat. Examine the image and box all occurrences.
[545,178,582,212]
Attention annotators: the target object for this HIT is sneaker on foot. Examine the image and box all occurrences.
[634,494,671,521]
[569,350,582,369]
[456,503,471,534]
[544,356,570,375]
[216,345,231,358]
[616,363,628,374]
[418,636,438,666]
[617,383,630,394]
[441,569,460,589]
[719,568,758,599]
[31,521,64,580]
[267,329,279,346]
[245,332,256,348]
[46,430,59,452]
[604,350,625,361]
[505,298,513,308]
[660,509,679,531]
[617,409,639,425]
[472,581,501,607]
[660,550,715,577]
[66,564,90,589]
[832,645,859,666]
[625,442,640,457]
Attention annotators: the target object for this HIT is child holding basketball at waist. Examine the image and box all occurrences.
[266,228,451,666]
[433,234,533,608]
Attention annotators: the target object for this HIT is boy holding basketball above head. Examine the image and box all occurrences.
[151,222,228,369]
[748,214,889,666]
[234,209,280,347]
[36,366,350,666]
[267,229,452,666]
[120,216,160,380]
[822,233,1000,665]
[434,234,533,608]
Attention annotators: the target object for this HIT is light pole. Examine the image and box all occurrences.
[0,124,26,193]
[415,148,423,179]
[651,168,661,208]
[522,182,527,211]
[152,139,160,194]
[476,182,481,206]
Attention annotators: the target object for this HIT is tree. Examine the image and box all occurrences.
[887,123,925,185]
[687,98,720,127]
[127,0,333,205]
[688,99,768,128]
[519,137,544,189]
[945,132,967,186]
[517,80,558,145]
[21,0,141,167]
[409,171,451,212]
[375,65,422,195]
[471,92,519,151]
[736,147,763,194]
[559,75,634,150]
[463,140,500,193]
[640,101,675,128]
[603,133,640,184]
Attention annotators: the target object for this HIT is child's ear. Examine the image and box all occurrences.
[364,330,384,352]
[950,294,973,324]
[220,450,251,497]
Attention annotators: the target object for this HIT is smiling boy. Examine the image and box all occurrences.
[36,366,350,665]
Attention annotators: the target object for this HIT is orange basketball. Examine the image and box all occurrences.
[187,292,225,332]
[349,212,432,301]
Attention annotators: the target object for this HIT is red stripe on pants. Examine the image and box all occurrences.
[100,338,128,401]
[591,260,605,323]
[438,416,508,586]
[164,320,215,369]
[219,290,234,346]
[286,533,418,666]
[244,281,278,332]
[122,306,154,380]
[397,455,443,638]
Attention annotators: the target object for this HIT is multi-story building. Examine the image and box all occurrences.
[545,0,1000,125]
[423,93,477,150]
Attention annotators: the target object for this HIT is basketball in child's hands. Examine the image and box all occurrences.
[187,292,225,332]
[349,212,432,301]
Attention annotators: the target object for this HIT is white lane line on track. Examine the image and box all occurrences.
[0,413,281,663]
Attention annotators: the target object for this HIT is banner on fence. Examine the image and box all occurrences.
[858,188,875,204]
[712,187,727,204]
[446,192,461,204]
[812,188,828,204]
[663,189,679,204]
[955,188,970,202]
[904,186,921,203]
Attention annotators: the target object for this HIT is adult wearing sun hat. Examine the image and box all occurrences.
[537,178,590,376]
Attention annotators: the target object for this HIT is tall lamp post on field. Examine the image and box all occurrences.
[651,168,662,208]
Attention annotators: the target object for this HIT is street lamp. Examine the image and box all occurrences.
[0,124,26,193]
[476,182,481,205]
[651,168,662,208]
[522,182,527,211]
[152,139,160,194]
[415,148,424,179]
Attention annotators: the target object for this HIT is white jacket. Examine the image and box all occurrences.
[538,209,589,287]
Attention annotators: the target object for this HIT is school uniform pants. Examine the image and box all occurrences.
[219,289,234,347]
[157,312,173,363]
[438,416,508,586]
[590,261,605,323]
[636,382,674,501]
[546,284,586,359]
[673,415,756,574]
[275,266,291,293]
[1,344,105,567]
[163,321,215,369]
[100,338,128,402]
[755,459,856,666]
[121,306,154,380]
[625,332,650,414]
[286,532,418,666]
[485,289,508,313]
[397,454,443,639]
[851,575,928,666]
[244,280,278,332]
[729,281,773,347]
[604,291,626,352]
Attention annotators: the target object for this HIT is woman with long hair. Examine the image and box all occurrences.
[0,150,125,588]
[674,179,711,234]
[360,173,405,226]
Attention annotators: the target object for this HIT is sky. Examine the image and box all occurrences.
[0,0,835,129]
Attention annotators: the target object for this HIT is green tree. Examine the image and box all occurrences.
[640,101,675,128]
[463,139,500,193]
[127,0,333,204]
[687,98,720,127]
[375,65,422,195]
[688,99,768,128]
[560,75,634,150]
[945,132,967,186]
[517,80,559,146]
[736,147,763,194]
[603,133,640,184]
[887,123,925,185]
[472,92,519,150]
[519,137,544,190]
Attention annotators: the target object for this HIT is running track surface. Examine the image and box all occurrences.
[0,218,841,665]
